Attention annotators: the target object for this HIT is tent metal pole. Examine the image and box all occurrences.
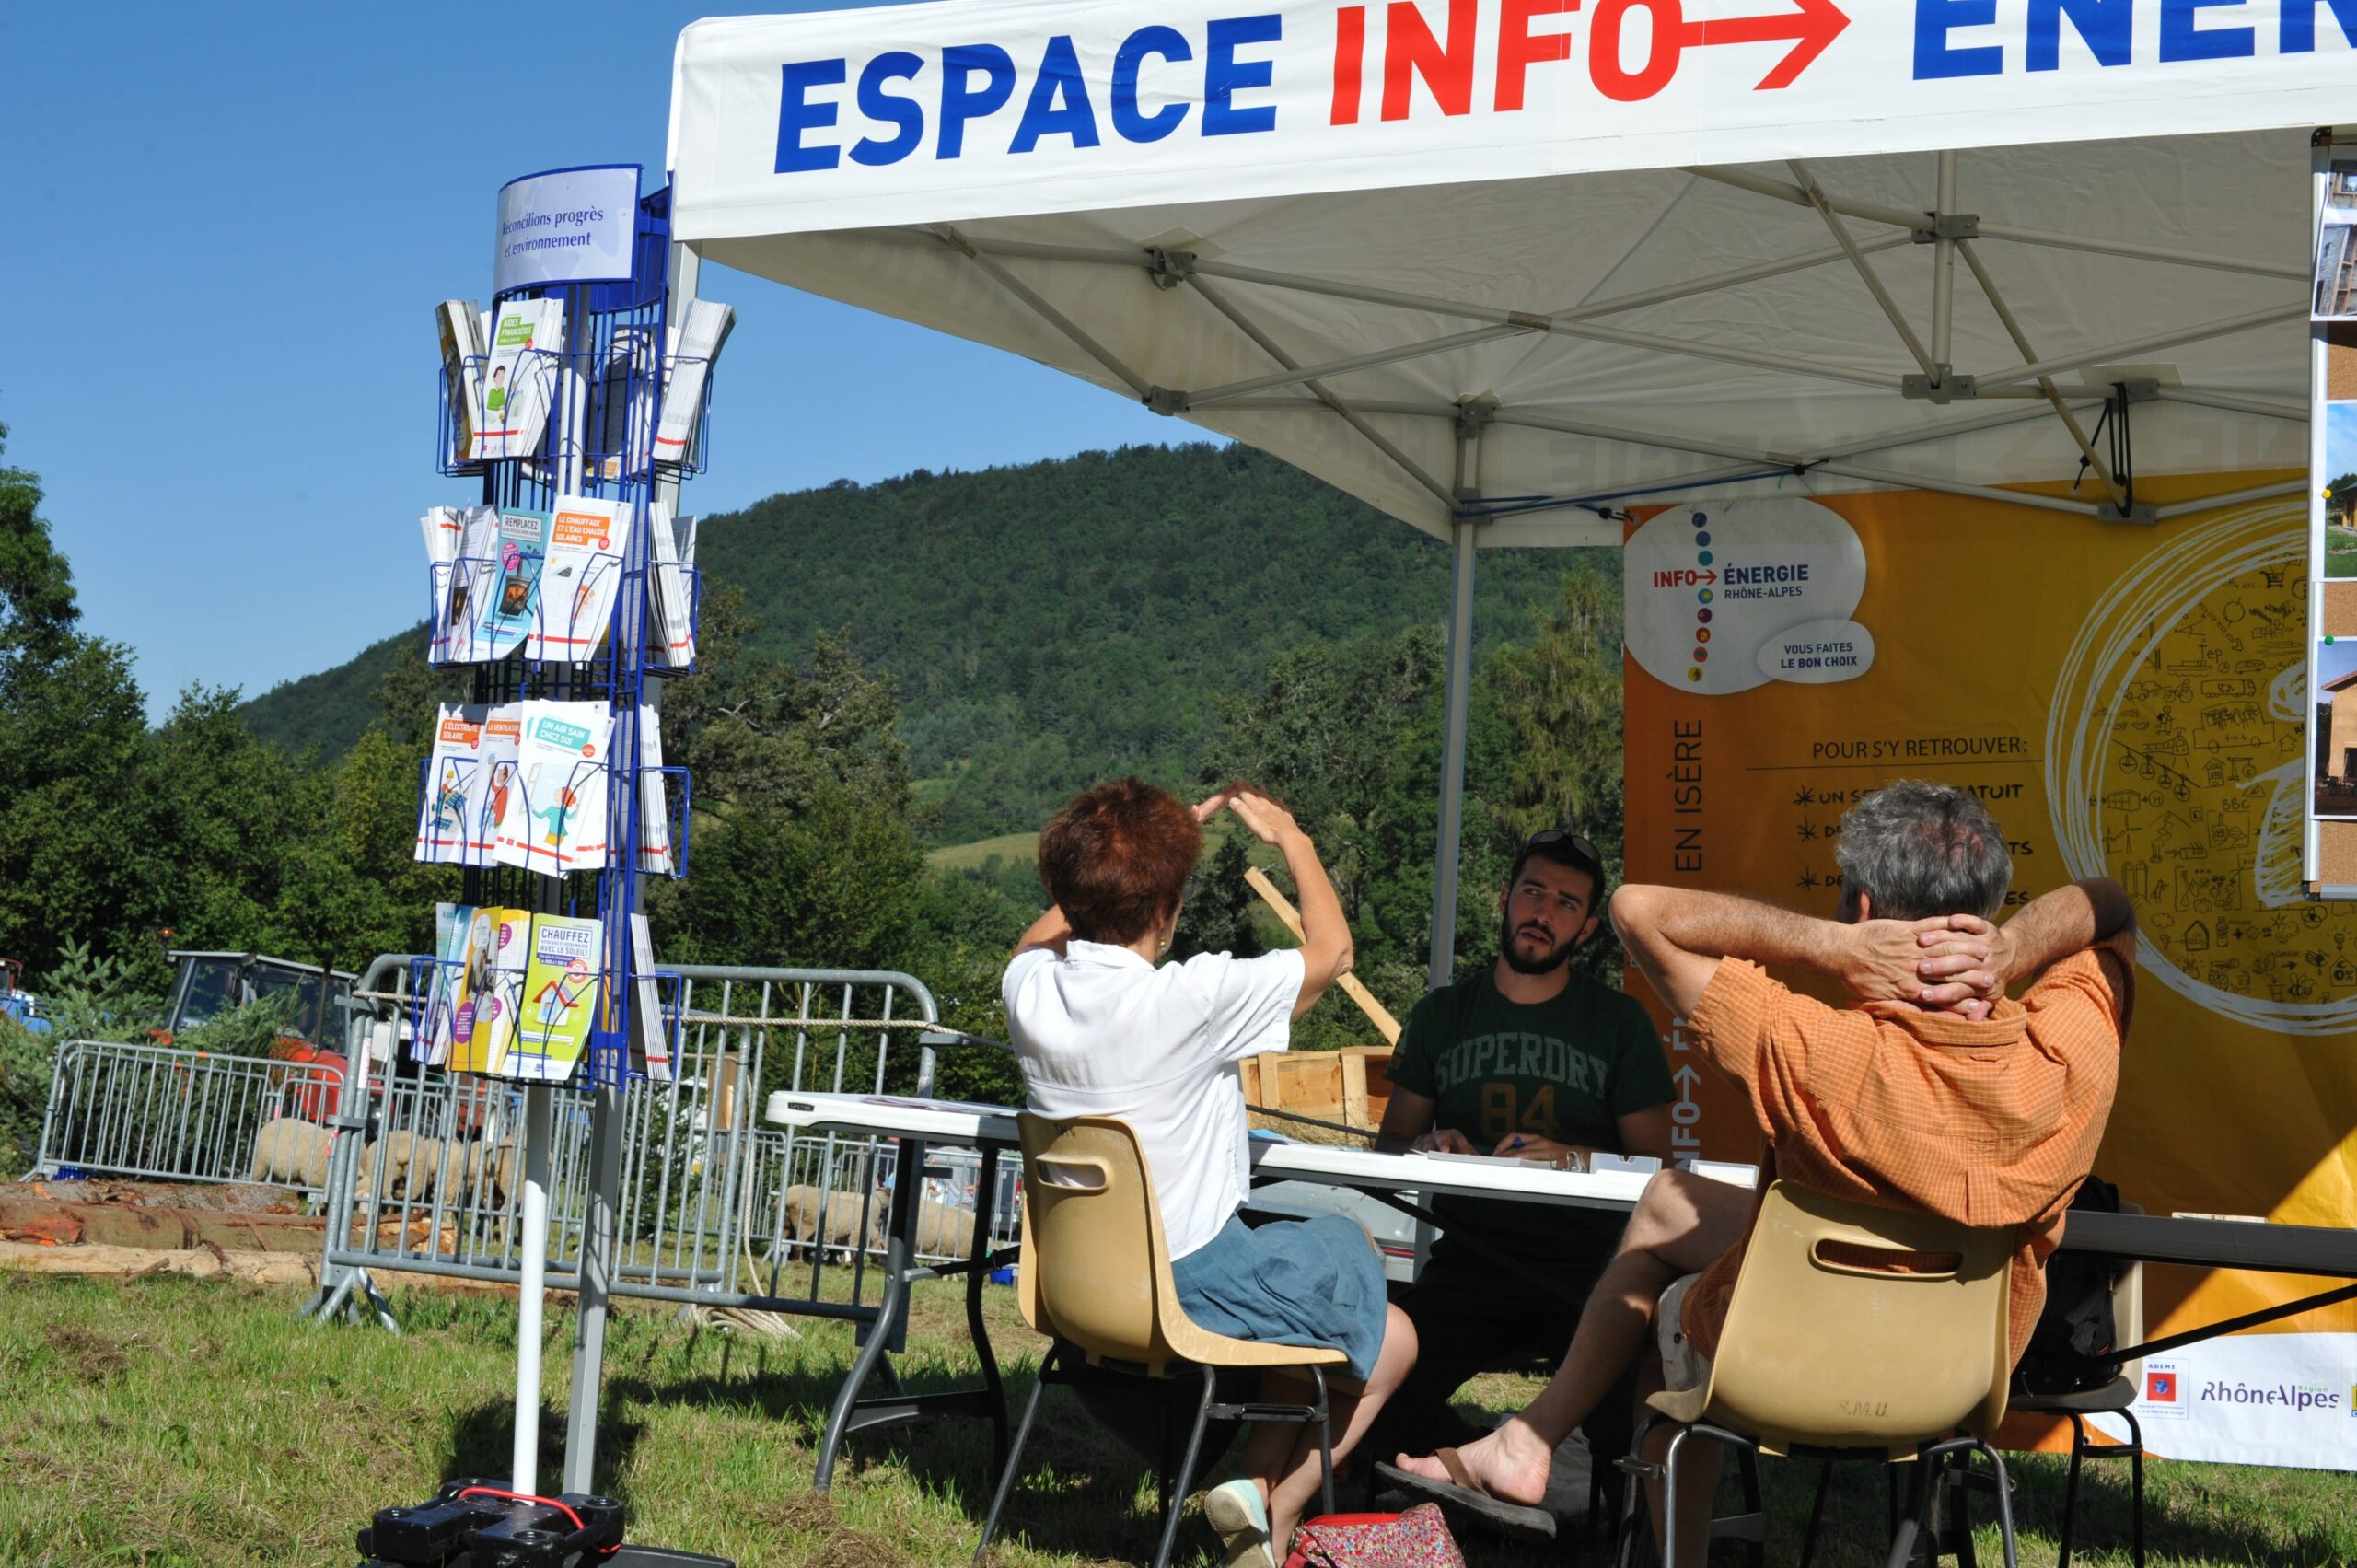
[2154,388,2310,423]
[1185,325,1527,409]
[1977,303,2305,390]
[1955,239,2128,511]
[1684,165,1932,232]
[1790,160,1940,380]
[1430,518,1477,992]
[939,231,1910,326]
[933,225,1154,398]
[1813,459,2104,517]
[1186,273,1459,510]
[1933,152,1958,371]
[2150,478,2306,520]
[1975,222,2308,282]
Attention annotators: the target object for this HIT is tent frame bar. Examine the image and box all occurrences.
[1956,238,2128,510]
[1184,273,1459,510]
[1977,301,2304,390]
[1790,159,1941,381]
[933,225,1153,399]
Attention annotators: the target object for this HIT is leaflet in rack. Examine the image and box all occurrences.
[415,704,490,866]
[470,296,565,461]
[528,496,624,661]
[493,700,616,876]
[655,299,732,467]
[436,300,487,466]
[648,502,697,667]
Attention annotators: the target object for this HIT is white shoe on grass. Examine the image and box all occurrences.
[1202,1478,1273,1568]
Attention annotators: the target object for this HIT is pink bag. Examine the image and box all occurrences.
[1281,1504,1468,1568]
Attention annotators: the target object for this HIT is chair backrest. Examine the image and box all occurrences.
[1014,1112,1192,1373]
[1701,1182,2016,1457]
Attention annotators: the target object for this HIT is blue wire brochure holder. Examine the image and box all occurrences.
[383,167,726,1531]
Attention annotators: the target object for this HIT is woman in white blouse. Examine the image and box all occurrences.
[1004,778,1418,1566]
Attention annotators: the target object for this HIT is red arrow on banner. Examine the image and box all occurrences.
[1703,570,1718,584]
[1691,0,1851,90]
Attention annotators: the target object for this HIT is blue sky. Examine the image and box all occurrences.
[0,3,1175,715]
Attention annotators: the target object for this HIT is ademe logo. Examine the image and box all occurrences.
[2142,1361,2187,1419]
[2145,1370,2177,1403]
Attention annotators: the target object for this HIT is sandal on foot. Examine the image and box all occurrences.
[1372,1449,1558,1543]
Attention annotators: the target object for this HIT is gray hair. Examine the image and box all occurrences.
[1835,780,2010,921]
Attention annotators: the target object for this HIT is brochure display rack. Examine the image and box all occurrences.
[410,166,713,1498]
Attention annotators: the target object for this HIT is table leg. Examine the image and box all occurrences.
[965,1145,1009,1474]
[815,1133,926,1491]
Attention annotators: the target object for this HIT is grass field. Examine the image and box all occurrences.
[5,1272,2354,1567]
[926,831,1040,871]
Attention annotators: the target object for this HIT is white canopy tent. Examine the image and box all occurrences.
[666,0,2333,974]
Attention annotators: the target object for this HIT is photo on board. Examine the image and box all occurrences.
[2317,163,2357,319]
[2317,640,2357,820]
[2328,403,2357,579]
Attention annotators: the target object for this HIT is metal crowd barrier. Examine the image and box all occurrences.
[32,1038,350,1197]
[309,961,1023,1331]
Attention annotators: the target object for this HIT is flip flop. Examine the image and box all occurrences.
[1373,1450,1559,1544]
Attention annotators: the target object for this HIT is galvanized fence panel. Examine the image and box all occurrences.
[315,962,1023,1326]
[33,1039,351,1196]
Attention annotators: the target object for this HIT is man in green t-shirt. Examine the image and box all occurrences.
[1364,829,1674,1481]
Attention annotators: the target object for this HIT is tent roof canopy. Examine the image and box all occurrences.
[669,2,2334,541]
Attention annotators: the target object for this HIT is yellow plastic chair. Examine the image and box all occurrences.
[2006,1202,2147,1568]
[1618,1182,2022,1568]
[974,1113,1347,1566]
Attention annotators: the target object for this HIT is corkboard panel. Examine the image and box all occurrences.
[2331,324,2357,401]
[2318,819,2357,889]
[2326,581,2357,638]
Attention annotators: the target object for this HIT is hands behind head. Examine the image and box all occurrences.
[1845,912,2012,1018]
[1198,779,1306,847]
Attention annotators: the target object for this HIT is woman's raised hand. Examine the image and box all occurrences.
[1222,783,1306,847]
[1192,783,1239,824]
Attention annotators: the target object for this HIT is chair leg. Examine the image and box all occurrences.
[1885,1452,1937,1568]
[1617,1414,1668,1568]
[1152,1366,1220,1568]
[2055,1413,2087,1568]
[2124,1408,2146,1568]
[1310,1365,1337,1519]
[1660,1425,1691,1568]
[1967,1441,2018,1568]
[1738,1448,1765,1568]
[1949,1452,1978,1568]
[1798,1458,1834,1568]
[973,1357,1053,1564]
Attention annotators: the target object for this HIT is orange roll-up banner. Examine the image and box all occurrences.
[1621,477,2357,1469]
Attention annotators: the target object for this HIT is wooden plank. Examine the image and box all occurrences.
[1241,865,1403,1044]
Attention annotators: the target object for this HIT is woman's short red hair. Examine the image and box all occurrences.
[1039,778,1202,945]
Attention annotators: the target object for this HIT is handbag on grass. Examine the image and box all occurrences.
[1281,1504,1467,1568]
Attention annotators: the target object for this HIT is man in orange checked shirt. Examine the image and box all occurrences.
[1385,781,2131,1563]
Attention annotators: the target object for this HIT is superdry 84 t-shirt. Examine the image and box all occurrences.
[1388,969,1673,1264]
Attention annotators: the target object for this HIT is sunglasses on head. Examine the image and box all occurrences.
[1516,828,1605,880]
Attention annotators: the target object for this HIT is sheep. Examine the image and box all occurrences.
[780,1183,885,1258]
[449,1135,520,1209]
[356,1129,440,1203]
[249,1117,334,1190]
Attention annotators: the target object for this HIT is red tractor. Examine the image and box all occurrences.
[158,951,362,1116]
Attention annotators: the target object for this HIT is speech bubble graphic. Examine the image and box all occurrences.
[1757,618,1875,684]
[1625,498,1867,694]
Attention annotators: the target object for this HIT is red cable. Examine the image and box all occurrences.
[454,1486,586,1536]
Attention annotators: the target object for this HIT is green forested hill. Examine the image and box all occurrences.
[239,443,1592,840]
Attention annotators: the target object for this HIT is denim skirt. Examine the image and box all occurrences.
[1169,1212,1388,1383]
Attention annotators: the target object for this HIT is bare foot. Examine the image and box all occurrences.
[1393,1415,1554,1507]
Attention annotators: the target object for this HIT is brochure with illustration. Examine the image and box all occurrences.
[436,300,486,465]
[477,508,552,660]
[509,913,604,1084]
[448,905,528,1076]
[471,296,565,460]
[413,704,488,865]
[647,502,698,667]
[629,912,673,1082]
[655,299,733,465]
[416,901,473,1068]
[493,700,615,876]
[474,705,523,862]
[527,495,624,661]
